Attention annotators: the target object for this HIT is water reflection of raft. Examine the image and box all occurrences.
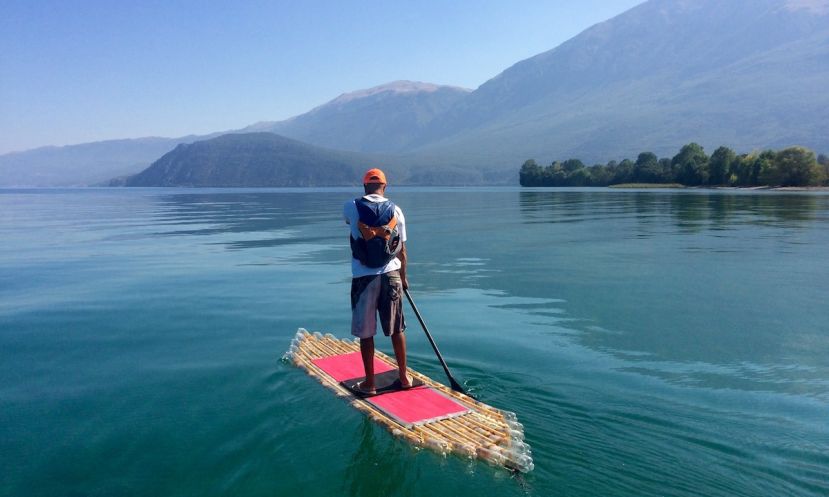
[285,329,533,473]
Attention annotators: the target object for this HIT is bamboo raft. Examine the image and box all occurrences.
[285,328,533,473]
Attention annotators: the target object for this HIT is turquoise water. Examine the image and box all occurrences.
[1,187,827,497]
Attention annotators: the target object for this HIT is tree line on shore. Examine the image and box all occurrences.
[519,144,829,187]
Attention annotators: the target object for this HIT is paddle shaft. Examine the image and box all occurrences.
[403,288,469,396]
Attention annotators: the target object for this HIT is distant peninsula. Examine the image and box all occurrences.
[519,144,829,188]
[122,132,509,187]
[124,133,380,187]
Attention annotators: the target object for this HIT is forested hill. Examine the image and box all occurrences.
[123,133,509,187]
[124,133,392,187]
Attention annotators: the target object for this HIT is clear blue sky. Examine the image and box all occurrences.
[0,0,643,154]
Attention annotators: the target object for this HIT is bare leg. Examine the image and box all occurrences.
[391,332,411,387]
[359,337,375,390]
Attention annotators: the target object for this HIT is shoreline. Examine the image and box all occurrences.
[609,183,829,192]
[2,184,829,192]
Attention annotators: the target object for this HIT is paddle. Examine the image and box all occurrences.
[403,288,471,397]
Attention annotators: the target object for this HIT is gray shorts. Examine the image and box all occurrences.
[351,270,406,339]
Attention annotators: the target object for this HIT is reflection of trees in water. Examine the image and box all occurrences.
[519,190,674,240]
[519,190,825,233]
[517,190,593,221]
[669,194,710,233]
[518,190,652,224]
[669,193,823,233]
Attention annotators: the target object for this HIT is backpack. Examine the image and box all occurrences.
[350,197,402,268]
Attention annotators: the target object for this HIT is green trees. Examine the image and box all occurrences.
[672,143,709,186]
[819,154,829,185]
[741,150,775,186]
[728,154,754,186]
[518,143,827,187]
[772,147,823,186]
[756,150,781,186]
[589,163,614,185]
[568,167,591,186]
[634,152,661,183]
[658,158,674,183]
[519,159,543,186]
[709,146,736,185]
[562,159,585,172]
[614,159,635,184]
[541,161,567,186]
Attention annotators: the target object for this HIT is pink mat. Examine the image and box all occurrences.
[311,351,395,382]
[311,351,470,426]
[368,387,470,426]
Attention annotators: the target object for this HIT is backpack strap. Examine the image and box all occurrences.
[354,197,395,227]
[358,215,397,240]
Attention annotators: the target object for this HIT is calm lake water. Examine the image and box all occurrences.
[1,187,827,497]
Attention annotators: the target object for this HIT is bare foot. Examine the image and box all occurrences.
[395,375,414,390]
[353,380,376,396]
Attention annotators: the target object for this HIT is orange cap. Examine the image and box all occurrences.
[362,168,387,185]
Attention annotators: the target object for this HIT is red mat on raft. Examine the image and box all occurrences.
[368,387,470,426]
[311,351,469,426]
[311,351,395,382]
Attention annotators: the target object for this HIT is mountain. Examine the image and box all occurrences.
[0,81,468,187]
[7,0,829,187]
[243,81,470,153]
[203,0,829,172]
[124,132,505,187]
[407,0,829,165]
[0,134,219,187]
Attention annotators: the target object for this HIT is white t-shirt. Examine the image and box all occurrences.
[344,194,407,278]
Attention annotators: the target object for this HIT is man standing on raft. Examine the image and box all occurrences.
[344,168,412,395]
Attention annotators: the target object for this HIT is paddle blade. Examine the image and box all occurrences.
[449,376,473,398]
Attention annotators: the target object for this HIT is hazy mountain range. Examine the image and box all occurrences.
[242,81,471,153]
[0,135,212,187]
[1,0,827,187]
[404,0,829,165]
